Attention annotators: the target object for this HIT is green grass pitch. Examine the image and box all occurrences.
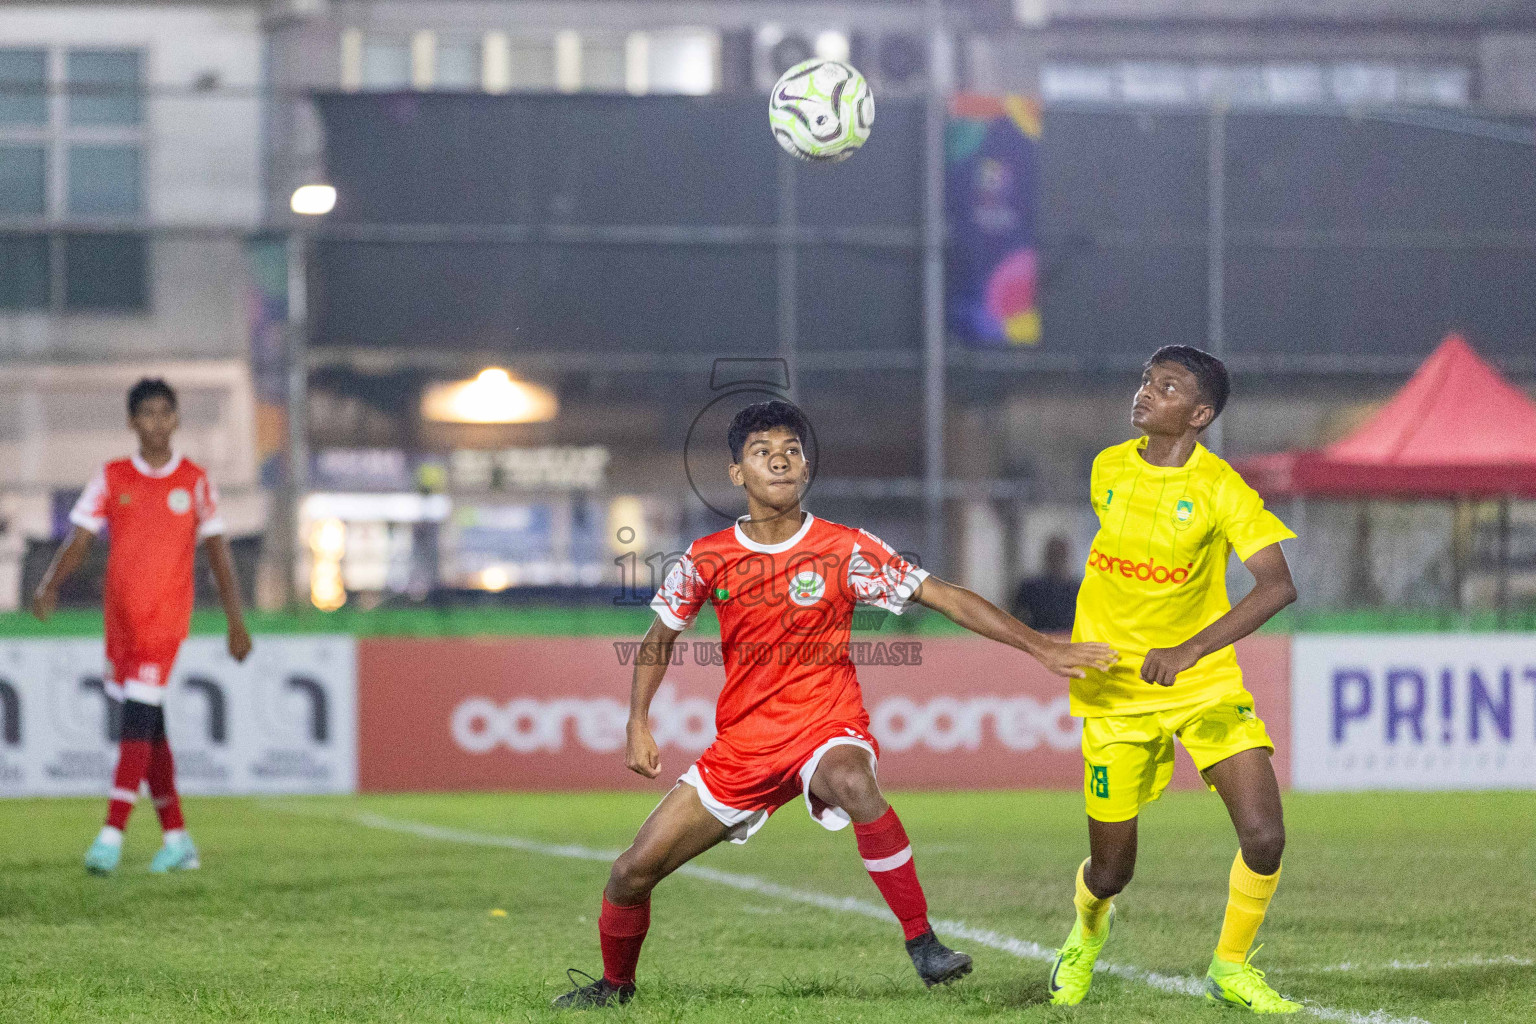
[1,790,1531,1023]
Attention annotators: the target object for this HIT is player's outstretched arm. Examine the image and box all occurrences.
[31,527,95,622]
[203,535,252,662]
[910,576,1117,679]
[625,617,684,778]
[1141,541,1297,687]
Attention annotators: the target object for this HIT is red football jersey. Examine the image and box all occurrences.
[650,513,928,764]
[71,453,225,665]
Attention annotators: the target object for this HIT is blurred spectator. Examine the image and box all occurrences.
[1011,535,1080,633]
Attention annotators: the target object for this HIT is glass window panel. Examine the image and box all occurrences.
[436,39,480,89]
[1262,64,1326,105]
[1331,64,1398,105]
[1120,63,1190,104]
[361,38,411,89]
[1040,64,1117,102]
[581,36,626,92]
[1193,65,1265,105]
[68,145,141,216]
[1400,68,1469,107]
[0,48,48,126]
[0,233,50,308]
[63,232,147,310]
[506,35,556,90]
[647,30,717,95]
[67,49,142,126]
[0,145,46,216]
[1035,60,1469,108]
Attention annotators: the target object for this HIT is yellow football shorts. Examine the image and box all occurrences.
[1080,690,1274,823]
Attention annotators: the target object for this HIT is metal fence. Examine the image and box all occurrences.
[5,80,1536,614]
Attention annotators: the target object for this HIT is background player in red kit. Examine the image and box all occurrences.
[554,401,1117,1008]
[32,378,251,875]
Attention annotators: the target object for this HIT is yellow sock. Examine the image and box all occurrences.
[1215,852,1281,964]
[1074,858,1114,937]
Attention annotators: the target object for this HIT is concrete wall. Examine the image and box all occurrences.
[0,237,257,361]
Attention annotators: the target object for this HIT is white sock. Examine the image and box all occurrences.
[96,826,124,847]
[163,828,188,845]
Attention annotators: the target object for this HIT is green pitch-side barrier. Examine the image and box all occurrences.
[0,604,1531,637]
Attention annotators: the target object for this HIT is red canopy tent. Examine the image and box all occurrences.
[1237,334,1536,499]
[1235,334,1536,612]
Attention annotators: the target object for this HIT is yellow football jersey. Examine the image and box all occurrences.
[1070,437,1295,717]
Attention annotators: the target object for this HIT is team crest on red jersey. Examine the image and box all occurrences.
[167,488,192,514]
[787,569,826,606]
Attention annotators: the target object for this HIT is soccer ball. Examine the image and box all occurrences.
[769,60,875,163]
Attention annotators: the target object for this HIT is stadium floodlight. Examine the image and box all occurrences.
[421,367,558,424]
[290,184,337,216]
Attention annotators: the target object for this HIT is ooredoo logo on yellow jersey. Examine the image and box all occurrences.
[1088,547,1193,585]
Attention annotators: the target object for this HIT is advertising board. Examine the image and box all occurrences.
[1292,635,1536,791]
[358,636,1291,793]
[0,636,357,797]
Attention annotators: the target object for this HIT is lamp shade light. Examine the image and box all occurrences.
[421,368,558,424]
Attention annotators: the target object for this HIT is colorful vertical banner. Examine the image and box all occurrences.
[246,236,290,489]
[945,95,1042,347]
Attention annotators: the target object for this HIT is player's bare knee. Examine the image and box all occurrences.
[1101,864,1134,896]
[842,785,888,823]
[1087,855,1134,896]
[608,848,661,902]
[1240,823,1285,875]
[822,764,884,819]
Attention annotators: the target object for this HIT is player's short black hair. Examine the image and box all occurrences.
[727,400,809,463]
[1145,345,1230,421]
[127,377,177,417]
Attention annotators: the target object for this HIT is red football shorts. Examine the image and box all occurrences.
[679,719,881,844]
[106,645,181,707]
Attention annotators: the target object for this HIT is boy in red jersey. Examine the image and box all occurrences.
[554,401,1117,1007]
[32,378,251,874]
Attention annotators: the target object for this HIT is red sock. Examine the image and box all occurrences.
[854,807,931,940]
[598,895,650,986]
[107,739,152,830]
[146,739,184,832]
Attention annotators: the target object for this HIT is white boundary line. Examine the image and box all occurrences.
[312,810,1433,1024]
[1274,955,1534,976]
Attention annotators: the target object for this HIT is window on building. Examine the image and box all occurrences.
[0,233,50,308]
[340,29,721,95]
[436,38,481,89]
[505,35,557,91]
[1040,61,1471,108]
[533,30,717,94]
[1039,64,1115,103]
[1400,68,1469,106]
[1262,65,1327,105]
[0,145,47,216]
[1330,64,1398,106]
[68,144,140,216]
[362,38,412,89]
[66,49,142,126]
[580,34,627,93]
[1192,65,1266,106]
[0,46,148,312]
[0,48,47,126]
[642,30,718,96]
[63,232,147,310]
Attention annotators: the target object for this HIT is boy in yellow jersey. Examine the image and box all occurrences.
[1047,346,1303,1014]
